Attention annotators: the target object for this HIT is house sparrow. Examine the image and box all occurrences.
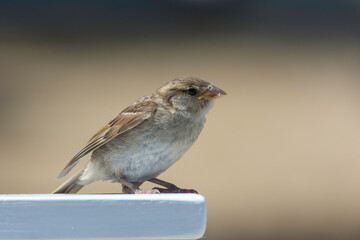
[53,76,226,194]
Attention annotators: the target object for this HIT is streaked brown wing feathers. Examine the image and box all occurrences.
[57,100,157,179]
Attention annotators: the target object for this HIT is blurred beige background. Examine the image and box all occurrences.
[1,1,360,239]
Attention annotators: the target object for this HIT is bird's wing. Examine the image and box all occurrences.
[57,100,158,179]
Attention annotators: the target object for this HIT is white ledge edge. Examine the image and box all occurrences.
[0,193,207,240]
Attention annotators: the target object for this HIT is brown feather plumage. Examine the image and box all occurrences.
[57,99,157,179]
[53,76,227,194]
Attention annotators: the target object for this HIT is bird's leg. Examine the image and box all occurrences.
[121,179,160,194]
[122,182,140,194]
[148,178,198,194]
[115,172,159,194]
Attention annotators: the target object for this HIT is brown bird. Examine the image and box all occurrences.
[53,76,226,194]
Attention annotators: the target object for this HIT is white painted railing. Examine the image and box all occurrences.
[0,194,206,239]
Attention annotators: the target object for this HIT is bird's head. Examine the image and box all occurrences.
[157,76,227,114]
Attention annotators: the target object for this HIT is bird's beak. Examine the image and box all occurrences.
[198,85,227,100]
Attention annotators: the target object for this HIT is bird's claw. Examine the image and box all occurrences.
[152,187,198,194]
[134,189,160,194]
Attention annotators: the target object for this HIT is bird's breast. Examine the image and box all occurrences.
[92,113,206,182]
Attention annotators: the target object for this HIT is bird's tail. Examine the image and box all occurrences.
[52,171,84,194]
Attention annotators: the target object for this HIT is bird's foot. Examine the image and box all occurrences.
[134,188,160,194]
[152,187,198,194]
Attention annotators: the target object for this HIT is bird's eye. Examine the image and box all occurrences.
[187,88,197,96]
